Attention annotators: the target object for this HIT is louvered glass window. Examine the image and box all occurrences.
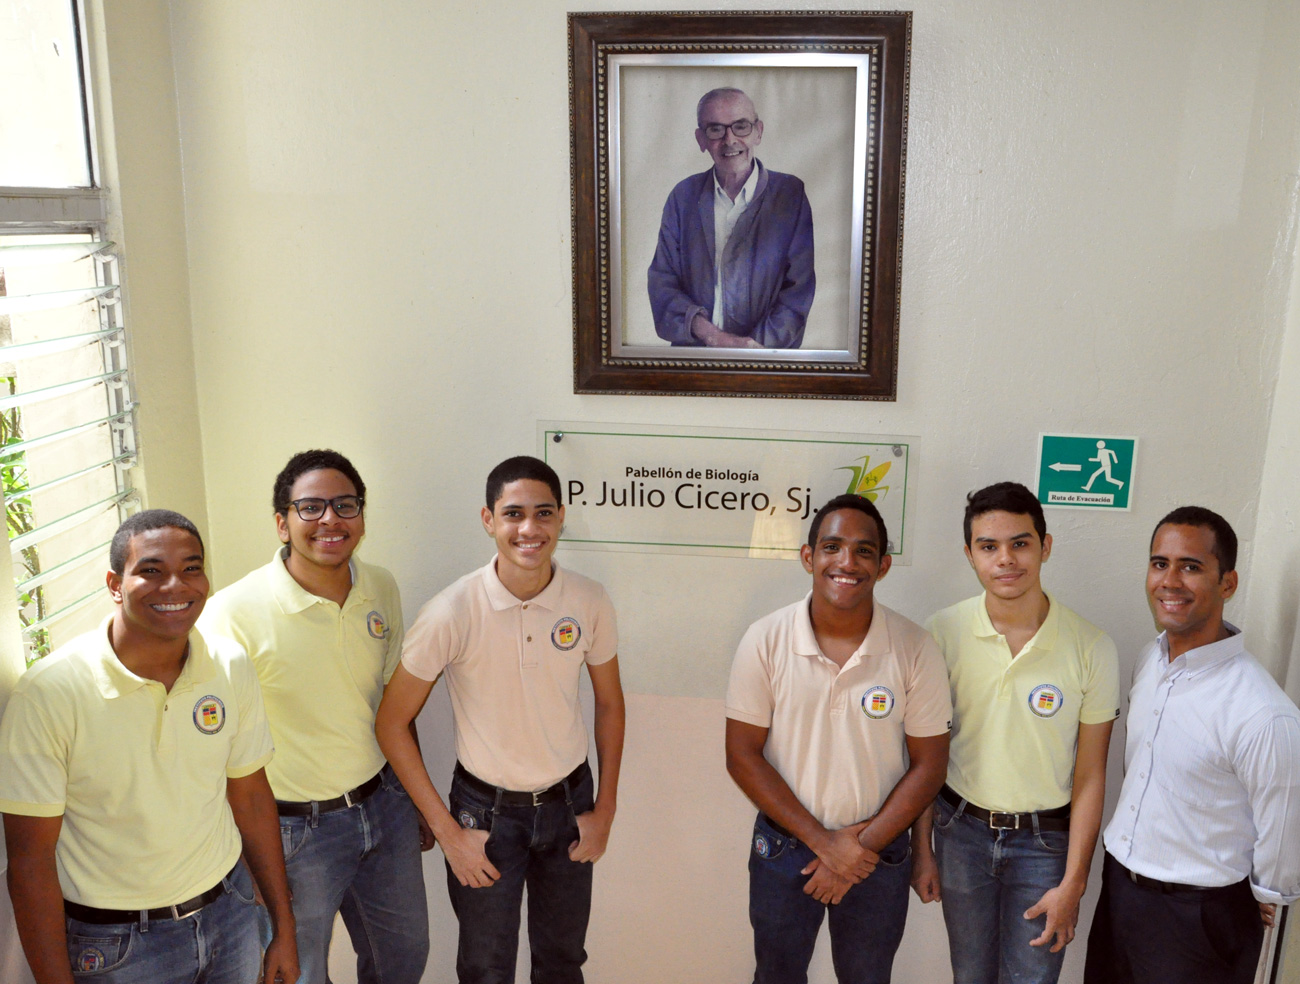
[2,2,137,663]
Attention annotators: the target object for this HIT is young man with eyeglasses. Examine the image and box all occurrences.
[648,86,815,349]
[201,449,430,984]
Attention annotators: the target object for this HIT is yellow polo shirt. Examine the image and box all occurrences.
[0,618,273,908]
[926,593,1120,813]
[200,549,404,802]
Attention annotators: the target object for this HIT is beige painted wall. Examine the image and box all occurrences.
[4,0,1300,979]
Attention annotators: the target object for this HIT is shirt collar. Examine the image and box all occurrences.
[713,159,762,206]
[481,558,566,613]
[1157,622,1244,678]
[90,614,214,699]
[267,545,365,613]
[971,591,1060,653]
[791,592,892,665]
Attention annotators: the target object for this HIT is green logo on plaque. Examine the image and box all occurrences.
[837,455,892,502]
[1036,435,1137,510]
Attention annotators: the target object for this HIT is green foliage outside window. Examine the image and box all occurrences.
[2,376,50,662]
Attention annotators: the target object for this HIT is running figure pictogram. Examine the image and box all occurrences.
[1083,441,1124,492]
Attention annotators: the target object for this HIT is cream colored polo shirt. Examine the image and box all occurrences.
[725,597,952,830]
[402,560,618,791]
[0,618,273,909]
[200,549,403,801]
[927,593,1121,813]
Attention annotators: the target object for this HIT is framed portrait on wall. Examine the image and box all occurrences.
[569,11,911,400]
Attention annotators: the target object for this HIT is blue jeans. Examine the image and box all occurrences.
[932,793,1070,984]
[279,766,430,984]
[64,861,263,983]
[748,813,912,984]
[446,762,595,984]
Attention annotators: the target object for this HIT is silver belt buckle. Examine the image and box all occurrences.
[343,789,357,808]
[989,812,1021,830]
[532,790,545,806]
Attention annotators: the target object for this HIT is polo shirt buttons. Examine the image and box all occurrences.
[527,635,532,642]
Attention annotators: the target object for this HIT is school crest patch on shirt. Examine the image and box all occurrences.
[193,695,225,734]
[861,686,895,719]
[1028,684,1064,718]
[367,610,389,639]
[551,617,581,651]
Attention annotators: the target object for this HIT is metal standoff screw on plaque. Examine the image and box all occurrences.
[892,445,903,457]
[553,432,564,443]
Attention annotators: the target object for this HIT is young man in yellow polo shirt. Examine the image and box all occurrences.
[200,450,430,984]
[0,509,297,984]
[376,455,625,984]
[909,482,1119,984]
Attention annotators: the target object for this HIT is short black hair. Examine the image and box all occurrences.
[109,509,204,575]
[806,495,889,553]
[485,456,563,510]
[1151,506,1237,575]
[273,450,366,515]
[963,482,1047,546]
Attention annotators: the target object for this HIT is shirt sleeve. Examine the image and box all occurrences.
[0,688,68,816]
[381,574,406,684]
[401,592,460,682]
[1079,631,1122,725]
[583,586,619,666]
[1238,713,1300,905]
[226,648,275,779]
[724,621,775,728]
[903,631,954,738]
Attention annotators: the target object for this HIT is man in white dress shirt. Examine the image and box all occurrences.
[1083,506,1300,984]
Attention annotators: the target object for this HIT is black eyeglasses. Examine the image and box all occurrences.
[701,119,757,140]
[287,496,364,520]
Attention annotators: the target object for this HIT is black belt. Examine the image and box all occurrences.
[1110,855,1231,895]
[760,814,794,838]
[65,865,235,925]
[941,784,1071,831]
[454,760,587,807]
[276,769,383,816]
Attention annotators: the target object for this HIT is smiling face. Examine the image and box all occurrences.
[964,510,1052,603]
[482,478,565,594]
[276,467,365,574]
[695,91,763,186]
[107,526,209,644]
[1147,522,1237,654]
[800,507,891,613]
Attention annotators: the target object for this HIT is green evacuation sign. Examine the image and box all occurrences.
[1036,434,1137,510]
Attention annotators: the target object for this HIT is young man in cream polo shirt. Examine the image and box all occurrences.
[200,450,430,984]
[725,494,952,984]
[376,455,625,984]
[909,481,1119,984]
[0,509,297,984]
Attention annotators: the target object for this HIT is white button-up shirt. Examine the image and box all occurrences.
[1102,625,1300,904]
[711,161,762,329]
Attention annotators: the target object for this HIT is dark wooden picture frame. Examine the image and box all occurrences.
[569,11,911,400]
